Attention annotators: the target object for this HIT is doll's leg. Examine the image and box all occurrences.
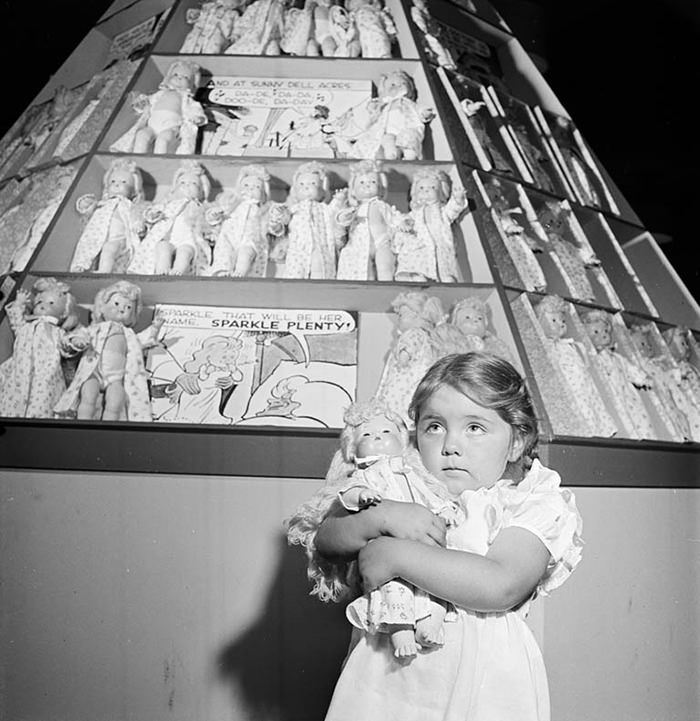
[232,247,256,277]
[414,597,448,648]
[306,38,320,56]
[381,133,399,160]
[377,580,420,660]
[171,245,196,276]
[133,127,156,154]
[154,241,175,275]
[97,236,126,273]
[77,376,102,420]
[374,242,395,282]
[321,36,337,56]
[154,128,179,154]
[102,380,127,421]
[389,625,419,660]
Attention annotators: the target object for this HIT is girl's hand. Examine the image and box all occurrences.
[358,537,401,591]
[379,500,447,547]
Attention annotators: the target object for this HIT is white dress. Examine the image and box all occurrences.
[323,460,583,721]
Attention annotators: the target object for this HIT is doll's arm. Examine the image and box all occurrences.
[444,187,468,221]
[137,313,165,349]
[75,193,98,218]
[61,325,90,357]
[185,8,202,24]
[358,525,550,613]
[5,290,31,332]
[338,483,383,511]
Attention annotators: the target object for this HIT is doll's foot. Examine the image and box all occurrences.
[390,627,418,661]
[415,622,445,648]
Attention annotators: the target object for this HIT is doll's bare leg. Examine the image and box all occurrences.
[306,38,320,56]
[97,237,126,273]
[381,134,399,160]
[232,247,256,277]
[102,381,127,421]
[133,127,155,154]
[77,376,102,420]
[321,37,337,56]
[171,246,195,276]
[389,624,420,660]
[347,39,361,58]
[154,128,178,154]
[374,244,395,282]
[415,600,448,648]
[154,241,175,275]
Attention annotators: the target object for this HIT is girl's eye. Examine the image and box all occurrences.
[467,423,485,434]
[423,422,442,434]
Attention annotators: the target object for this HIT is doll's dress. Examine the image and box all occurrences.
[280,0,315,55]
[408,195,466,282]
[543,336,617,437]
[323,459,583,721]
[351,4,395,58]
[336,198,399,280]
[375,325,435,424]
[225,0,284,54]
[171,362,243,424]
[557,143,601,208]
[637,355,690,442]
[340,455,464,638]
[54,321,156,421]
[328,6,357,56]
[512,130,556,193]
[281,198,345,279]
[348,94,427,160]
[496,211,547,292]
[109,89,205,155]
[669,359,700,441]
[588,346,656,440]
[69,196,143,273]
[0,304,70,419]
[9,196,64,273]
[180,1,237,53]
[128,198,210,275]
[466,105,514,175]
[543,231,596,302]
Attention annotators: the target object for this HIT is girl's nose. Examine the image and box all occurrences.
[442,432,462,455]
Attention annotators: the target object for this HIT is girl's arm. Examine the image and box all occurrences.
[358,526,551,613]
[315,499,447,561]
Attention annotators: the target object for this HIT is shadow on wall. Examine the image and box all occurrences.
[217,532,349,721]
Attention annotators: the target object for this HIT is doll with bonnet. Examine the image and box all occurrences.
[110,60,207,155]
[274,161,349,279]
[70,158,146,273]
[129,160,212,276]
[207,164,285,277]
[54,280,162,421]
[335,160,409,281]
[0,278,84,418]
[286,398,463,660]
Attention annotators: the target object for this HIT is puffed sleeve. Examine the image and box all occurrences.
[492,459,584,597]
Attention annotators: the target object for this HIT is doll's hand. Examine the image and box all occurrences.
[420,106,436,123]
[144,205,165,224]
[14,289,31,309]
[205,206,226,226]
[75,194,98,216]
[358,489,382,508]
[379,500,446,547]
[358,537,401,591]
[185,7,201,23]
[131,93,150,114]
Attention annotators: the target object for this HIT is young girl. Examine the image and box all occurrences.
[290,351,583,720]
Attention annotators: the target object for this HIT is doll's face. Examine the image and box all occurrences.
[107,168,135,199]
[540,308,567,339]
[240,174,266,202]
[167,64,195,91]
[354,172,380,201]
[671,331,689,360]
[176,171,203,200]
[585,318,612,350]
[413,176,441,205]
[454,305,486,338]
[397,304,421,331]
[383,73,410,98]
[101,292,136,325]
[633,332,653,358]
[354,415,404,459]
[295,171,324,201]
[33,290,68,320]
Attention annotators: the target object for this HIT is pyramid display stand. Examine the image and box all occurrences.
[0,0,699,719]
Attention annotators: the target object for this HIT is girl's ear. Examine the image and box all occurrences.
[508,432,526,463]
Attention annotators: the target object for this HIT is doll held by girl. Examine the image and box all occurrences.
[290,351,583,720]
[0,278,84,418]
[54,280,163,422]
[70,159,146,274]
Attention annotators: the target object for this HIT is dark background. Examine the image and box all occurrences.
[0,0,698,300]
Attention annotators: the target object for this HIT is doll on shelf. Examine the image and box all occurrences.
[70,159,146,274]
[280,0,321,56]
[272,162,349,279]
[409,0,456,70]
[458,93,515,176]
[110,60,207,155]
[180,0,241,54]
[630,324,694,442]
[330,398,464,660]
[582,310,656,440]
[331,70,434,161]
[345,0,396,58]
[508,119,556,193]
[0,279,85,419]
[128,160,212,276]
[374,291,445,425]
[225,0,285,54]
[334,160,409,281]
[537,199,598,303]
[663,326,700,441]
[484,178,547,293]
[207,164,285,278]
[325,4,361,57]
[54,280,163,422]
[535,295,617,438]
[394,168,467,283]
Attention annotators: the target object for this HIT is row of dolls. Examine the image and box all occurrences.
[67,158,469,282]
[533,294,700,443]
[110,60,434,163]
[178,0,397,58]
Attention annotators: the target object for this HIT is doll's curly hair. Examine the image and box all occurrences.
[169,159,211,201]
[92,280,142,326]
[347,159,388,204]
[287,161,330,204]
[409,168,451,210]
[102,158,144,202]
[31,277,79,330]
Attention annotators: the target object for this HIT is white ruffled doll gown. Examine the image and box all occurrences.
[323,459,583,721]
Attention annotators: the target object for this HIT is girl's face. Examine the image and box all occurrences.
[354,172,380,201]
[101,292,135,325]
[413,176,441,205]
[295,171,323,201]
[416,384,523,495]
[586,318,612,350]
[176,171,203,200]
[107,168,135,198]
[240,175,265,202]
[33,291,67,320]
[354,415,404,459]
